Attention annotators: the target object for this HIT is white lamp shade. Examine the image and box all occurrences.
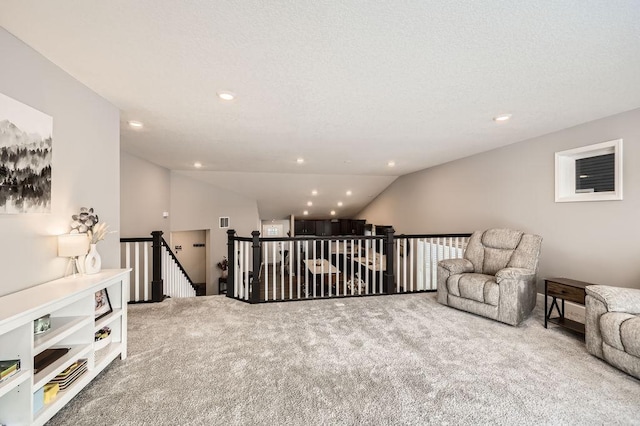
[58,233,89,257]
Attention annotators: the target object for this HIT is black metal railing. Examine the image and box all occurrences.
[227,229,472,304]
[120,231,197,303]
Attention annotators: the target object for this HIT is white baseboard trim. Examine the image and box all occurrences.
[537,292,585,322]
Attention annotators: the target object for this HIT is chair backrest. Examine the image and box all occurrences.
[464,229,542,275]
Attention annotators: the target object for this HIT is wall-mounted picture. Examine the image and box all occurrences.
[95,289,112,320]
[0,92,53,214]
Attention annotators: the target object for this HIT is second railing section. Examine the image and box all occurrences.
[227,229,471,303]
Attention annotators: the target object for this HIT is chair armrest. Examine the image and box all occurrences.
[438,258,473,275]
[495,267,535,283]
[586,285,640,314]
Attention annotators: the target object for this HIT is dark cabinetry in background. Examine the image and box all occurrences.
[315,220,332,236]
[341,219,366,236]
[293,219,366,236]
[294,219,316,235]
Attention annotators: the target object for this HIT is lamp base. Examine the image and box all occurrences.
[64,257,83,277]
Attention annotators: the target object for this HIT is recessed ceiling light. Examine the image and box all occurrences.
[311,189,318,196]
[297,158,305,164]
[330,210,336,216]
[337,201,343,207]
[493,114,512,122]
[128,120,143,128]
[194,162,202,168]
[346,190,352,196]
[387,160,395,167]
[217,91,235,101]
[579,174,589,179]
[307,201,312,206]
[303,210,309,215]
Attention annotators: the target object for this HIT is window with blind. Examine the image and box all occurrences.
[575,153,615,193]
[555,139,622,202]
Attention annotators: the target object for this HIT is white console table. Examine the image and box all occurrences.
[0,269,129,425]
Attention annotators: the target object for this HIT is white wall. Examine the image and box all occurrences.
[0,29,120,297]
[358,108,640,291]
[261,219,290,237]
[120,151,170,237]
[170,173,260,295]
[120,155,261,295]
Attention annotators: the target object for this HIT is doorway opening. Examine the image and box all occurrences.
[170,229,208,295]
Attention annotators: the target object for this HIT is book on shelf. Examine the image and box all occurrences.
[34,348,69,374]
[48,359,87,391]
[0,359,21,383]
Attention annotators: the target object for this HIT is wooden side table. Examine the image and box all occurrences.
[544,278,593,336]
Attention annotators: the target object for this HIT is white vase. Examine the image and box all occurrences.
[84,244,102,274]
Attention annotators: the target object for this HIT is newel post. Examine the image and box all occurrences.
[151,230,164,302]
[251,231,261,304]
[226,230,236,298]
[384,228,395,294]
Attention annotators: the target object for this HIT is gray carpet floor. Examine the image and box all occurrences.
[48,293,639,425]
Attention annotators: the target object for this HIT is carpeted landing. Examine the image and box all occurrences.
[48,293,639,425]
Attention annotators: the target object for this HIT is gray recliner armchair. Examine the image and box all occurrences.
[437,229,542,326]
[586,285,640,379]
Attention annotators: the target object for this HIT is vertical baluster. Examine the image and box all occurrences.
[272,242,277,301]
[321,241,326,297]
[124,242,131,301]
[245,241,250,301]
[162,249,166,296]
[304,240,309,298]
[350,239,355,295]
[452,237,456,258]
[357,240,362,294]
[436,237,442,289]
[239,241,244,300]
[365,240,369,294]
[341,238,347,296]
[263,242,269,301]
[288,240,293,301]
[236,240,245,299]
[416,238,422,291]
[134,242,140,301]
[143,242,149,301]
[395,239,400,293]
[370,240,382,294]
[296,241,301,299]
[425,238,431,291]
[378,239,383,293]
[313,240,317,298]
[280,241,284,300]
[402,238,415,292]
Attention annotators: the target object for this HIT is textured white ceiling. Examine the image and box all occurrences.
[2,1,640,220]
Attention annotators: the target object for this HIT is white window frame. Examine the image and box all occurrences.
[555,139,623,202]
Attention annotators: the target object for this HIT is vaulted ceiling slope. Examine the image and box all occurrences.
[2,2,640,220]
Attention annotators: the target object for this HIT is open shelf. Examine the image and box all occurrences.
[33,345,92,390]
[0,269,129,426]
[94,341,123,371]
[33,316,93,354]
[548,317,585,335]
[33,370,93,425]
[94,308,123,331]
[0,370,30,399]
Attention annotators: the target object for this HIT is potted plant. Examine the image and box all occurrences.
[217,256,229,279]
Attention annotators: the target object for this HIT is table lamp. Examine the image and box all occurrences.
[58,233,89,276]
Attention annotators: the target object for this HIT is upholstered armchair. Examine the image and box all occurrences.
[437,229,542,326]
[585,285,640,379]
